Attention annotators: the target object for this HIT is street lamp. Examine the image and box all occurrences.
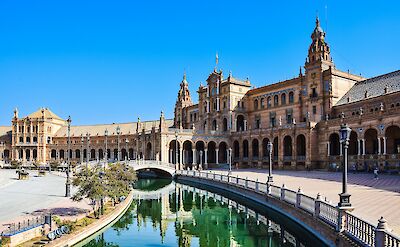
[175,130,179,170]
[104,129,108,163]
[116,126,121,161]
[339,123,352,207]
[80,135,84,165]
[228,148,232,174]
[125,138,129,161]
[86,133,90,169]
[267,141,273,183]
[65,116,71,197]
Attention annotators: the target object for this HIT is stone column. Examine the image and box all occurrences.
[192,149,196,165]
[357,139,361,155]
[362,139,366,155]
[179,148,183,169]
[204,149,208,166]
[327,142,330,156]
[383,137,387,155]
[215,149,219,164]
[377,137,381,155]
[169,149,172,163]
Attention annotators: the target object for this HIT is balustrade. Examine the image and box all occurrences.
[175,169,400,247]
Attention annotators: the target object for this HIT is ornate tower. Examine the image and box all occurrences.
[174,73,193,128]
[303,17,335,123]
[305,17,333,70]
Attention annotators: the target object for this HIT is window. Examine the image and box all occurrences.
[33,137,38,143]
[311,88,318,98]
[312,105,317,115]
[281,93,286,105]
[286,109,293,124]
[255,115,261,129]
[19,137,23,143]
[26,137,31,143]
[289,92,294,103]
[223,100,226,109]
[267,97,271,108]
[274,95,279,106]
[270,112,276,127]
[254,99,258,110]
[260,98,265,108]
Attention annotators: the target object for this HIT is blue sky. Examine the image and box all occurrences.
[0,1,399,126]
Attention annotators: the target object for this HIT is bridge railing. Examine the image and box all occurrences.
[128,160,176,169]
[176,170,400,247]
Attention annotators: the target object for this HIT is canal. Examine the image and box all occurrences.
[78,179,328,247]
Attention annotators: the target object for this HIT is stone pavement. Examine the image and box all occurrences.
[0,169,91,234]
[211,168,400,235]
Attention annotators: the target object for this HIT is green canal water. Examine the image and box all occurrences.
[81,179,328,247]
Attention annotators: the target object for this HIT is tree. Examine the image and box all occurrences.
[72,165,106,218]
[105,163,137,205]
[72,162,137,218]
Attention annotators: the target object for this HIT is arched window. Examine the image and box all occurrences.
[212,120,217,130]
[243,140,249,158]
[267,97,272,108]
[281,93,286,105]
[289,92,294,103]
[223,118,228,132]
[274,95,279,106]
[254,99,258,110]
[260,98,265,108]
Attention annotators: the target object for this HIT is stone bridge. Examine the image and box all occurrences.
[127,160,176,176]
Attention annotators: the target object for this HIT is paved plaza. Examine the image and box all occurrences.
[0,170,91,233]
[211,169,400,235]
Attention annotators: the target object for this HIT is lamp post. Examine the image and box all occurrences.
[339,123,352,207]
[86,133,90,169]
[80,135,83,165]
[267,141,273,183]
[65,116,71,197]
[104,129,108,163]
[116,126,121,161]
[228,148,232,174]
[125,138,129,161]
[175,130,179,170]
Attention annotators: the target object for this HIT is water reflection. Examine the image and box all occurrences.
[82,179,321,247]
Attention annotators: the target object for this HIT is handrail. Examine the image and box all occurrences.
[176,169,400,247]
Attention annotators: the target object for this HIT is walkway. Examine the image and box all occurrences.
[0,170,91,233]
[210,169,400,235]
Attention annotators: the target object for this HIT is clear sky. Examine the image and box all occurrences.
[0,0,399,126]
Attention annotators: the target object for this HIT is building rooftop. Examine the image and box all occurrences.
[336,70,400,106]
[53,119,174,137]
[25,108,64,120]
[0,126,12,137]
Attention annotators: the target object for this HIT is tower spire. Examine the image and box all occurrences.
[215,52,219,71]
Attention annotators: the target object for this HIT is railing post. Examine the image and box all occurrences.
[280,184,285,201]
[213,172,216,180]
[206,172,209,179]
[337,206,353,232]
[375,217,388,247]
[267,182,271,195]
[236,175,239,185]
[255,179,259,192]
[245,177,248,188]
[314,193,321,218]
[296,188,303,208]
